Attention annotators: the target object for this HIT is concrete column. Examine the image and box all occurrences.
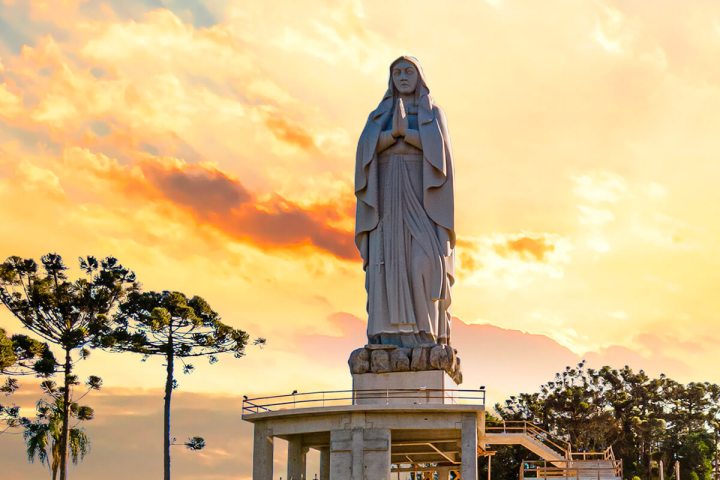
[351,428,364,478]
[329,428,391,479]
[330,430,353,479]
[461,413,478,480]
[362,428,391,480]
[319,448,330,480]
[287,437,308,480]
[438,467,451,480]
[252,423,273,480]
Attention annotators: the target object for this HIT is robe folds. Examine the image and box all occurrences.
[354,56,456,347]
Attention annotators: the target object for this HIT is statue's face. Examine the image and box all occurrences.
[392,60,418,95]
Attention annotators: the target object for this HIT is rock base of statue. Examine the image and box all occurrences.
[352,370,458,405]
[348,344,462,385]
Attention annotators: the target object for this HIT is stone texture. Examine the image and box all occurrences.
[370,349,391,373]
[411,346,430,371]
[365,344,396,351]
[348,344,462,382]
[452,356,463,384]
[444,345,456,371]
[390,348,411,372]
[429,345,449,370]
[348,348,370,375]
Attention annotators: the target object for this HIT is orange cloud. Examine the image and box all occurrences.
[262,110,316,150]
[144,161,251,214]
[140,159,357,260]
[495,235,556,262]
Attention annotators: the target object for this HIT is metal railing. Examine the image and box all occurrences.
[241,388,486,415]
[486,421,571,459]
[570,447,616,462]
[520,458,623,480]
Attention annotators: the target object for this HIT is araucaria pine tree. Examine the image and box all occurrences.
[0,254,137,480]
[105,290,262,480]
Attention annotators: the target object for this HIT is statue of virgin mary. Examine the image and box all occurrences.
[355,56,455,348]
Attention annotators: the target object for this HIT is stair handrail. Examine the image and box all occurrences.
[486,421,571,459]
[524,422,571,459]
[520,458,623,480]
[604,446,616,463]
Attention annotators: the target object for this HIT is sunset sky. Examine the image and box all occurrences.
[2,0,720,478]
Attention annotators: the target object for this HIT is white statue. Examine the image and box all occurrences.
[355,56,455,348]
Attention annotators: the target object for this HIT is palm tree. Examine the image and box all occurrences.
[24,398,90,479]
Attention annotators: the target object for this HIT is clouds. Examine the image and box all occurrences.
[262,110,317,150]
[457,233,571,290]
[144,161,252,214]
[0,140,357,260]
[496,235,557,262]
[0,0,718,332]
[140,158,357,259]
[0,2,719,467]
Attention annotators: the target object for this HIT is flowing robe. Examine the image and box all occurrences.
[354,61,455,347]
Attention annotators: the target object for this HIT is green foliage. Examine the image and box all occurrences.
[0,254,137,351]
[493,362,720,480]
[0,253,136,478]
[0,328,16,371]
[23,396,92,479]
[105,290,258,480]
[676,432,713,480]
[107,290,250,360]
[184,436,205,451]
[1,331,57,377]
[0,327,56,434]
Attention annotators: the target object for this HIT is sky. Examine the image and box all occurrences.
[2,0,720,478]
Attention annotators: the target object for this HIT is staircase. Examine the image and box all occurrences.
[485,421,569,465]
[484,422,623,480]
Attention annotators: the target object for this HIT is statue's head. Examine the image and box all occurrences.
[388,56,427,97]
[370,56,432,121]
[391,58,419,95]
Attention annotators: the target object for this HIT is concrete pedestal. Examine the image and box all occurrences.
[244,404,484,480]
[352,370,458,405]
